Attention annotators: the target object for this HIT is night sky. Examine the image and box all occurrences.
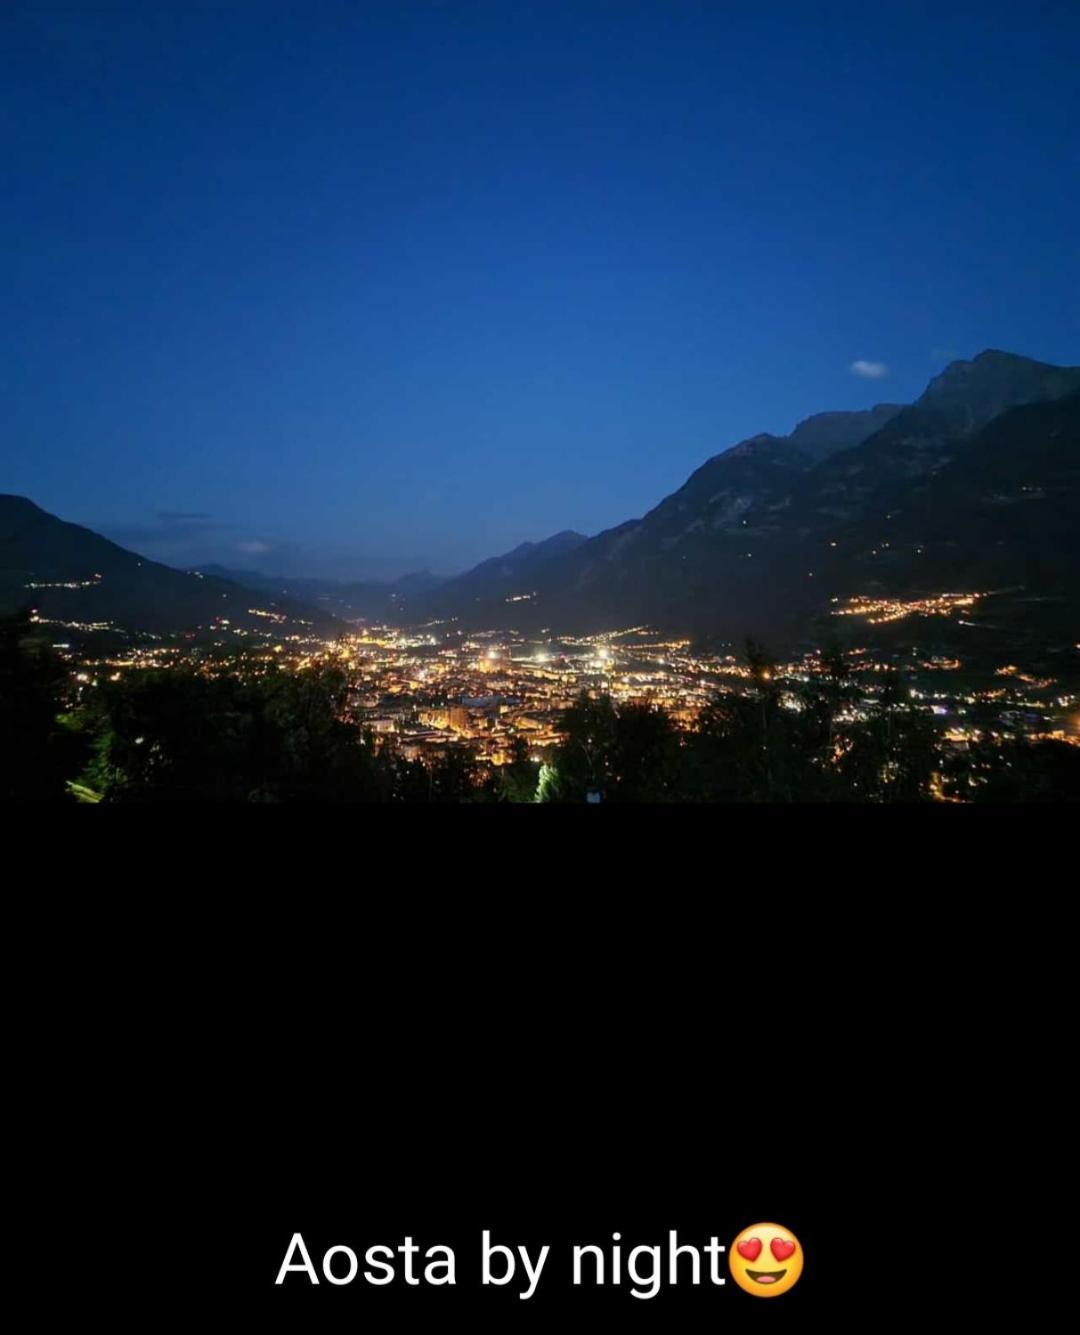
[4,1,1078,579]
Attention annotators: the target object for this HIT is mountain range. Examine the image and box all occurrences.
[0,495,342,640]
[192,536,589,622]
[197,563,445,621]
[3,349,1078,649]
[413,349,1080,647]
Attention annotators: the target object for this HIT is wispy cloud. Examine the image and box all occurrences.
[94,511,237,565]
[90,512,431,581]
[850,359,889,379]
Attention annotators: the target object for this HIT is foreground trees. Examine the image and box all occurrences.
[540,695,682,802]
[81,664,377,802]
[538,645,941,803]
[77,664,502,803]
[0,610,78,801]
[943,736,1080,803]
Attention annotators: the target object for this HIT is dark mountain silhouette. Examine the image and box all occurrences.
[200,564,444,620]
[415,529,588,613]
[392,569,444,596]
[7,351,1077,648]
[786,403,906,460]
[416,350,1080,640]
[768,349,1080,534]
[798,391,1080,646]
[915,348,1080,428]
[0,496,342,638]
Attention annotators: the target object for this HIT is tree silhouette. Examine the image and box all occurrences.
[496,737,541,803]
[0,610,75,801]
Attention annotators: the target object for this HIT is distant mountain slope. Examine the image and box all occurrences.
[916,348,1080,429]
[808,392,1080,632]
[417,350,1080,639]
[614,402,905,544]
[786,403,906,460]
[0,496,342,637]
[200,564,443,620]
[767,349,1080,534]
[414,529,588,616]
[416,413,903,629]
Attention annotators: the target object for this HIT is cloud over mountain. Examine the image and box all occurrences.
[850,359,889,379]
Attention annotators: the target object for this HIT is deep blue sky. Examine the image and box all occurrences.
[3,1,1078,578]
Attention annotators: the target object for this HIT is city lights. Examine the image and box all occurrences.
[32,586,1080,800]
[832,592,983,625]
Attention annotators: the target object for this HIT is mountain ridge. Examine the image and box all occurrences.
[0,495,343,639]
[6,349,1078,647]
[415,349,1080,639]
[197,563,445,620]
[411,529,589,612]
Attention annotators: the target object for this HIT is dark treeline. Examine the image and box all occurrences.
[2,612,1078,803]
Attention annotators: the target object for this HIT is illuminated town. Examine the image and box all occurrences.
[36,579,1080,801]
[831,591,984,625]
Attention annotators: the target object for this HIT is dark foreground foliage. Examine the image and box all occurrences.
[2,613,1078,803]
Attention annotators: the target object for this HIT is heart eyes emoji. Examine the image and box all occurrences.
[729,1224,804,1297]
